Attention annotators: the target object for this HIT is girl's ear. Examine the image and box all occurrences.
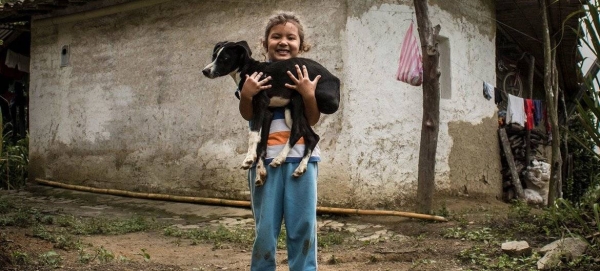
[262,40,268,51]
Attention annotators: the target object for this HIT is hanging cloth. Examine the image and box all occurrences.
[506,94,525,127]
[524,99,535,130]
[396,21,423,86]
[533,100,543,126]
[483,82,494,100]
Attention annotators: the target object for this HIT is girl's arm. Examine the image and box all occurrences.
[286,65,321,126]
[239,72,271,121]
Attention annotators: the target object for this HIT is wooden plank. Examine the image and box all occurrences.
[499,128,525,199]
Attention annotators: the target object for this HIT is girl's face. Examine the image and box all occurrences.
[265,22,301,62]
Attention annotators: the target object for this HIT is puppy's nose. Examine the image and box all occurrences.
[202,68,210,77]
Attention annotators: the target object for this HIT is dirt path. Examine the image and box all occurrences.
[0,184,509,271]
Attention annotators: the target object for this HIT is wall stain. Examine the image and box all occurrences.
[447,116,502,198]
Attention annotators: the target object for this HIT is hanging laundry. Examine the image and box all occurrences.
[524,99,535,130]
[533,99,543,126]
[5,50,18,68]
[4,50,30,73]
[495,86,503,105]
[396,21,423,86]
[483,82,493,100]
[506,94,525,127]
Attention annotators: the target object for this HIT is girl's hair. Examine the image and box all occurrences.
[262,12,312,54]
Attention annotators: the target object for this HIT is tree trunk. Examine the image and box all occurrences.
[414,0,441,214]
[540,0,562,206]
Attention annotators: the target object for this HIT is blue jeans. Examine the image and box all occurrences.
[248,162,318,271]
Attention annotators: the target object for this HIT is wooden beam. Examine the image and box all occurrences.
[498,128,525,199]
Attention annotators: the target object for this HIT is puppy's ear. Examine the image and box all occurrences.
[234,41,252,57]
[213,41,228,53]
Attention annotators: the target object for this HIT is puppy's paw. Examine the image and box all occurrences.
[269,156,285,168]
[292,165,307,178]
[241,155,256,170]
[255,175,265,186]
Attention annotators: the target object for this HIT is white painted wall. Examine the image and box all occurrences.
[29,0,500,208]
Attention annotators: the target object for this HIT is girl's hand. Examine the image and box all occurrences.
[240,72,271,100]
[285,65,321,99]
[285,64,322,126]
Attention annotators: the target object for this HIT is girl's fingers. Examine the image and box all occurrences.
[260,76,272,84]
[295,65,303,79]
[302,65,309,77]
[313,75,321,84]
[285,83,297,89]
[287,70,299,82]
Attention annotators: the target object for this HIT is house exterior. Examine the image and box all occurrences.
[19,0,503,208]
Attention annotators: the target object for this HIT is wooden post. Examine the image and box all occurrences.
[524,55,535,171]
[498,128,525,199]
[540,0,562,205]
[414,0,441,214]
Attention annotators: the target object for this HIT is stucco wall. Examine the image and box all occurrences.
[29,0,501,209]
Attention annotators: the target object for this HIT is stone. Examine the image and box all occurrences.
[537,237,589,270]
[501,241,532,256]
[539,237,588,257]
[537,249,563,270]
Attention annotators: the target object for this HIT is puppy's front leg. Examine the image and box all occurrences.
[293,150,312,177]
[270,142,291,167]
[241,130,260,169]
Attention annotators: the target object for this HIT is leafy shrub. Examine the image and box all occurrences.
[0,131,28,190]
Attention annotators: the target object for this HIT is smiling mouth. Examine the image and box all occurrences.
[276,49,290,54]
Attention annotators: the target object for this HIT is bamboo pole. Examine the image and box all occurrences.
[35,178,448,222]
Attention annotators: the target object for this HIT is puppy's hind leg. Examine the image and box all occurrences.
[270,108,293,167]
[293,131,319,177]
[254,108,273,186]
[242,94,269,170]
[255,158,267,186]
[241,130,260,169]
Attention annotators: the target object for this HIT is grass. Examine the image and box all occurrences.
[0,196,163,268]
[162,223,349,250]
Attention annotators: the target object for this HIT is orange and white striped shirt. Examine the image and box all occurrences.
[262,108,320,163]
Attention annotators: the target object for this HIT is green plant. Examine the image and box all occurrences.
[39,250,62,268]
[77,248,95,264]
[11,251,29,265]
[564,111,600,202]
[442,227,496,243]
[0,132,28,190]
[318,231,346,249]
[96,246,114,263]
[137,248,150,262]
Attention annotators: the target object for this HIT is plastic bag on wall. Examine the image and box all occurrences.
[396,21,423,86]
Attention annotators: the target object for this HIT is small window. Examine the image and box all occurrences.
[60,45,70,67]
[437,37,451,99]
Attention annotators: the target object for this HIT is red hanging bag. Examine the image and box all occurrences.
[396,21,423,86]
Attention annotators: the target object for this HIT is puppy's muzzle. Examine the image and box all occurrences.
[202,68,219,78]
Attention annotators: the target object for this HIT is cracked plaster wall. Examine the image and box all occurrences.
[29,0,500,208]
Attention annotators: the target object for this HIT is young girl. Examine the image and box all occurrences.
[238,12,321,271]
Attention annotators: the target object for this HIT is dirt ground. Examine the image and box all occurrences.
[0,184,511,271]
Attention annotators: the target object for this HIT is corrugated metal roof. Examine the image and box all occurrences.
[0,0,98,23]
[496,0,585,98]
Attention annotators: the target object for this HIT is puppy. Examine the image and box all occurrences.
[202,41,340,185]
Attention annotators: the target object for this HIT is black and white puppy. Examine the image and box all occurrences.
[202,41,340,186]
